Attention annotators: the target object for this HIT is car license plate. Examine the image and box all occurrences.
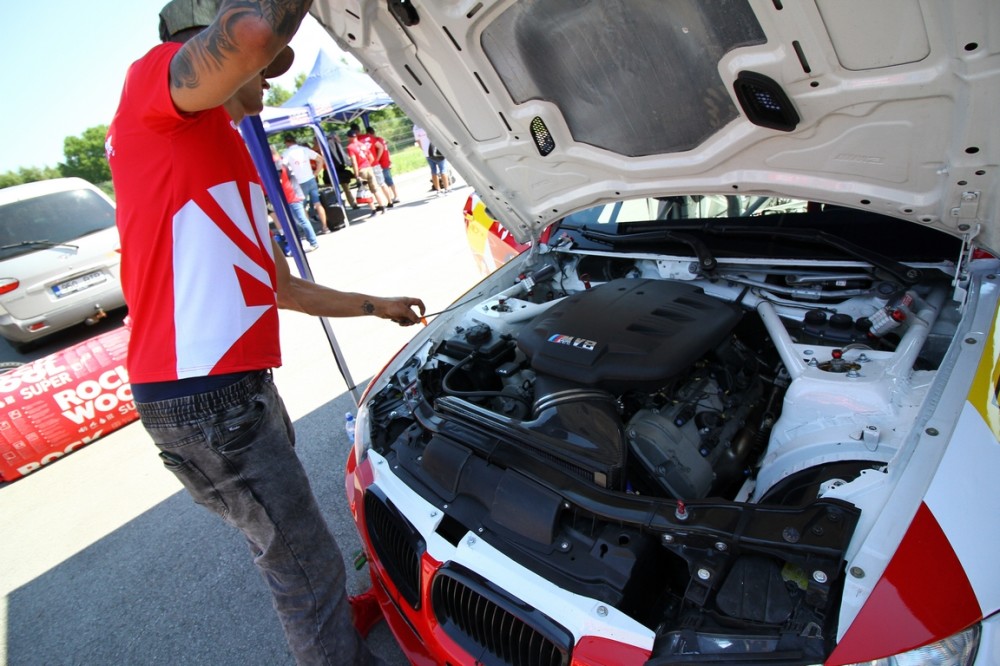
[52,271,108,298]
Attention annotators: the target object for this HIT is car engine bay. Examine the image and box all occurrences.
[360,218,965,659]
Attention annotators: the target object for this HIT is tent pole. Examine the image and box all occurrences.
[240,115,363,405]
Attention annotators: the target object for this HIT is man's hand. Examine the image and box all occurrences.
[366,297,426,326]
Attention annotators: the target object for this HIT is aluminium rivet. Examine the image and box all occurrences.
[714,542,728,552]
[813,570,828,584]
[965,337,977,345]
[697,568,711,580]
[430,511,438,518]
[466,536,477,547]
[926,428,939,436]
[477,527,484,534]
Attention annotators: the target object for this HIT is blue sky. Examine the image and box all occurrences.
[0,1,337,174]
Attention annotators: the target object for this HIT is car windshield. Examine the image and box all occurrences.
[551,194,961,270]
[0,189,116,259]
[561,195,807,226]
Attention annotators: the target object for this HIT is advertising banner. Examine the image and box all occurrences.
[0,327,136,481]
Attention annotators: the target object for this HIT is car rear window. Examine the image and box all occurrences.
[0,189,116,259]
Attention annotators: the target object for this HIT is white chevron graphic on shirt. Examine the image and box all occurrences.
[172,181,274,377]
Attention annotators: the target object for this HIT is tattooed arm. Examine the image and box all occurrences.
[272,241,426,325]
[168,0,312,114]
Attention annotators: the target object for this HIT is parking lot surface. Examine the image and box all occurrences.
[0,169,482,665]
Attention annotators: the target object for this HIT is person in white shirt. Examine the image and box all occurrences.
[281,134,330,233]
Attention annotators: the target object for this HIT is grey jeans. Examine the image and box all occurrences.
[136,371,375,665]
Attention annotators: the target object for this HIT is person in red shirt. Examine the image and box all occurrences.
[345,128,388,215]
[365,124,399,204]
[106,1,423,663]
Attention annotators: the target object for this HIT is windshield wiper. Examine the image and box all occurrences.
[703,225,922,286]
[579,227,718,274]
[0,239,79,251]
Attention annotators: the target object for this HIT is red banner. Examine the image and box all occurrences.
[0,327,137,481]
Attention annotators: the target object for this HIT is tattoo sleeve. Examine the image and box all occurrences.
[170,0,312,90]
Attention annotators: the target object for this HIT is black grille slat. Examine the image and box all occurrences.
[364,490,424,608]
[432,564,572,666]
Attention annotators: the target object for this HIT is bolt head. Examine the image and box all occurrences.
[697,568,711,580]
[813,570,828,584]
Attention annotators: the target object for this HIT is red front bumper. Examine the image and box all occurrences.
[345,451,652,666]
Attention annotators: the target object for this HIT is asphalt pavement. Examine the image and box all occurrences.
[0,169,484,665]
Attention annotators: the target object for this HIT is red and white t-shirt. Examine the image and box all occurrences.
[346,138,374,170]
[107,43,281,383]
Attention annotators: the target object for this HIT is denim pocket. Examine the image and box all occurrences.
[157,450,230,518]
[211,399,267,455]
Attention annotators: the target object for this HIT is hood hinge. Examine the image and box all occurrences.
[952,223,980,308]
[950,191,981,221]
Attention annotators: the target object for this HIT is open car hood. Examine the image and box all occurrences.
[309,0,999,248]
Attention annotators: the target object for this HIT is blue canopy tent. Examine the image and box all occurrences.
[240,52,395,403]
[282,49,394,121]
[260,50,395,212]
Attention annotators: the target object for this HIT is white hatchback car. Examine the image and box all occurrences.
[0,178,125,350]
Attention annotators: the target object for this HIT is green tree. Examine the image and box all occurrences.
[60,125,111,185]
[0,165,61,190]
[265,82,294,107]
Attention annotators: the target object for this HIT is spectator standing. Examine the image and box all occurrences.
[106,1,426,663]
[271,145,319,252]
[325,133,359,209]
[345,128,387,215]
[412,125,450,195]
[282,133,330,234]
[366,125,398,204]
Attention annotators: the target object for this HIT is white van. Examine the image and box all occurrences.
[0,178,125,350]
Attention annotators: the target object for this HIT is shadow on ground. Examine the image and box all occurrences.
[4,384,408,666]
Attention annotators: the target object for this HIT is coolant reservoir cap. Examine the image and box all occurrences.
[465,323,493,346]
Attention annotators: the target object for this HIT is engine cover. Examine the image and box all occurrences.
[517,278,742,392]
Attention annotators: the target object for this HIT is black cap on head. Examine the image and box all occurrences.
[158,0,294,77]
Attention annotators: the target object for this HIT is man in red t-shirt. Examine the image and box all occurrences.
[345,128,388,214]
[365,124,399,204]
[106,1,423,663]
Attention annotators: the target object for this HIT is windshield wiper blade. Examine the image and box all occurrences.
[704,225,922,285]
[0,239,79,251]
[580,227,718,274]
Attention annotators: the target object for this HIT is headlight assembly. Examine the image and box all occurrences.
[844,623,980,666]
